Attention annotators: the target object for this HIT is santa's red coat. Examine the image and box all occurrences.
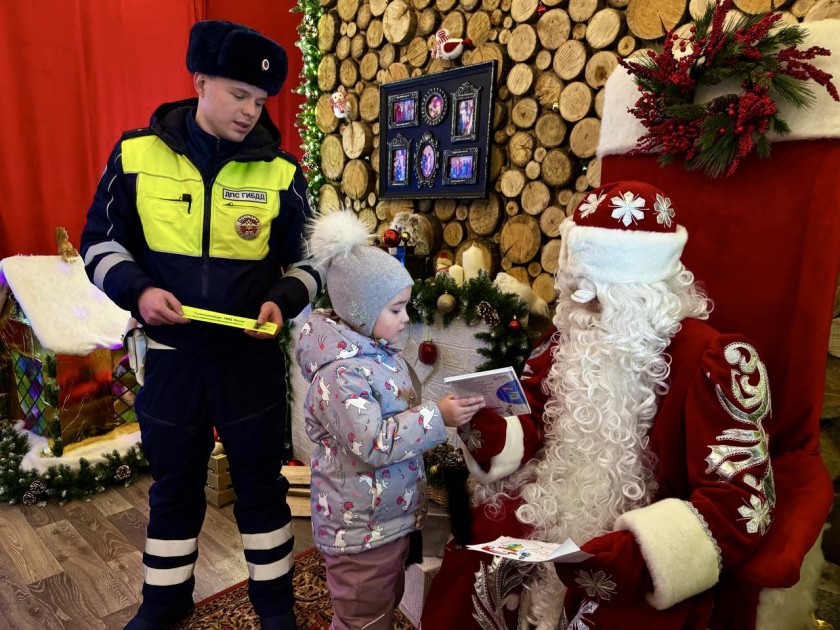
[422,318,830,629]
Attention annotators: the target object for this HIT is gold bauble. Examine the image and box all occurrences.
[437,293,456,314]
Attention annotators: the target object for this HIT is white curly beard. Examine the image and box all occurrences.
[481,265,710,628]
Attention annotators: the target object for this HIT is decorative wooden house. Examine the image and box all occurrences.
[0,255,131,456]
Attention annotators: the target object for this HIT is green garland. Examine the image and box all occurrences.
[293,0,326,203]
[0,421,149,506]
[408,272,539,373]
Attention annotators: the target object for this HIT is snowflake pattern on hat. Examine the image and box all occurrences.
[654,194,675,227]
[578,192,606,218]
[610,191,647,226]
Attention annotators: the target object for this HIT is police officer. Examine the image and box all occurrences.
[81,20,321,630]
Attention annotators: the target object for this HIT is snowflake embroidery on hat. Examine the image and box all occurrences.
[654,194,675,227]
[458,423,483,451]
[610,191,647,226]
[738,494,772,535]
[578,192,606,218]
[575,569,617,600]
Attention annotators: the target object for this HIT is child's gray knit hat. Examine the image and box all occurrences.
[308,211,413,337]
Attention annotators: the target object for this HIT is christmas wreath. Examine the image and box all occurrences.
[621,0,839,178]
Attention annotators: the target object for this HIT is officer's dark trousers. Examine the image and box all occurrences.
[135,347,294,623]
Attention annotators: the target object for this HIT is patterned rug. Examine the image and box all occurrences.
[176,548,415,629]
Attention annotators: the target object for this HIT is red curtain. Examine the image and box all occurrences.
[0,0,303,260]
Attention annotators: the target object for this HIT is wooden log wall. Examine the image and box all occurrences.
[313,0,839,309]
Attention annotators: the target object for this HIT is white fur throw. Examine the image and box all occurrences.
[0,256,130,356]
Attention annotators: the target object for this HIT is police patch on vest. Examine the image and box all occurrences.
[235,215,262,240]
[223,189,268,203]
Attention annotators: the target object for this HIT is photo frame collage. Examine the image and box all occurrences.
[379,61,496,200]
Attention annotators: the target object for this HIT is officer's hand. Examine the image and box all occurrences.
[245,301,283,339]
[138,288,189,326]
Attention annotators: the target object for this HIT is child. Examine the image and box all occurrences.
[296,211,484,630]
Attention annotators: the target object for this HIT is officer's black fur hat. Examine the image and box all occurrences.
[187,20,288,96]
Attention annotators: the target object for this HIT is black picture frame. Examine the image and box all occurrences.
[387,91,419,128]
[443,147,479,185]
[388,134,411,187]
[422,88,448,126]
[451,82,480,142]
[379,61,495,200]
[415,131,439,187]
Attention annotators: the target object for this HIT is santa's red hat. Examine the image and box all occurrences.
[559,180,687,287]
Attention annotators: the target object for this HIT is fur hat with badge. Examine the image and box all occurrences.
[187,20,288,96]
[309,211,413,338]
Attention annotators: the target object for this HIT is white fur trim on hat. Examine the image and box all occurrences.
[615,498,720,610]
[461,415,525,484]
[559,218,687,285]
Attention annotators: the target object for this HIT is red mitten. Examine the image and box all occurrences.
[555,531,653,607]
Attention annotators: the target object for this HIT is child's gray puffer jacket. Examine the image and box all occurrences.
[295,309,446,555]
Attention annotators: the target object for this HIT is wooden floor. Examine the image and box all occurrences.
[0,474,314,630]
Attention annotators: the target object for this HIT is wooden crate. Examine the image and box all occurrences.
[207,470,234,491]
[205,455,312,514]
[280,465,311,486]
[205,485,236,508]
[208,453,230,475]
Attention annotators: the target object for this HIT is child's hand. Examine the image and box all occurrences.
[438,395,485,428]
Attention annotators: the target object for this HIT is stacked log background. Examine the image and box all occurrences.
[312,0,840,433]
[313,0,838,309]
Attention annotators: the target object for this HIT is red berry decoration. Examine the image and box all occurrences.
[382,229,401,247]
[508,317,522,332]
[418,340,438,365]
[536,2,547,15]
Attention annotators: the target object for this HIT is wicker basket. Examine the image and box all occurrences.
[428,485,449,508]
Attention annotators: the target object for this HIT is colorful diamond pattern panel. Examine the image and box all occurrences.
[12,351,46,435]
[112,355,139,425]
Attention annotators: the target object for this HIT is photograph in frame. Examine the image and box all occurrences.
[415,131,439,187]
[388,134,411,187]
[443,147,479,185]
[451,81,480,142]
[422,88,448,126]
[387,91,419,129]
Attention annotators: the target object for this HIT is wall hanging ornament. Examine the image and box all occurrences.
[622,0,839,178]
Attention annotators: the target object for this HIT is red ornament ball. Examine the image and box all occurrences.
[418,340,438,365]
[382,228,402,247]
[286,458,306,467]
[382,229,402,247]
[508,317,522,332]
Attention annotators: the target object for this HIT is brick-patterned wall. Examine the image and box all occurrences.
[289,309,489,461]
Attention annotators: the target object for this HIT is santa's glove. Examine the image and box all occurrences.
[457,408,508,471]
[457,408,540,480]
[554,531,653,607]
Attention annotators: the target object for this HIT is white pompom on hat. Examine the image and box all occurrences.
[559,180,688,289]
[308,211,413,337]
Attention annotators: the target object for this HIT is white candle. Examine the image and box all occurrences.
[448,264,465,286]
[462,245,486,282]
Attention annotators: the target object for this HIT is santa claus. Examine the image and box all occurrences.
[421,180,812,629]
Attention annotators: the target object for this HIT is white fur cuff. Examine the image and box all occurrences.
[462,415,525,484]
[615,498,720,609]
